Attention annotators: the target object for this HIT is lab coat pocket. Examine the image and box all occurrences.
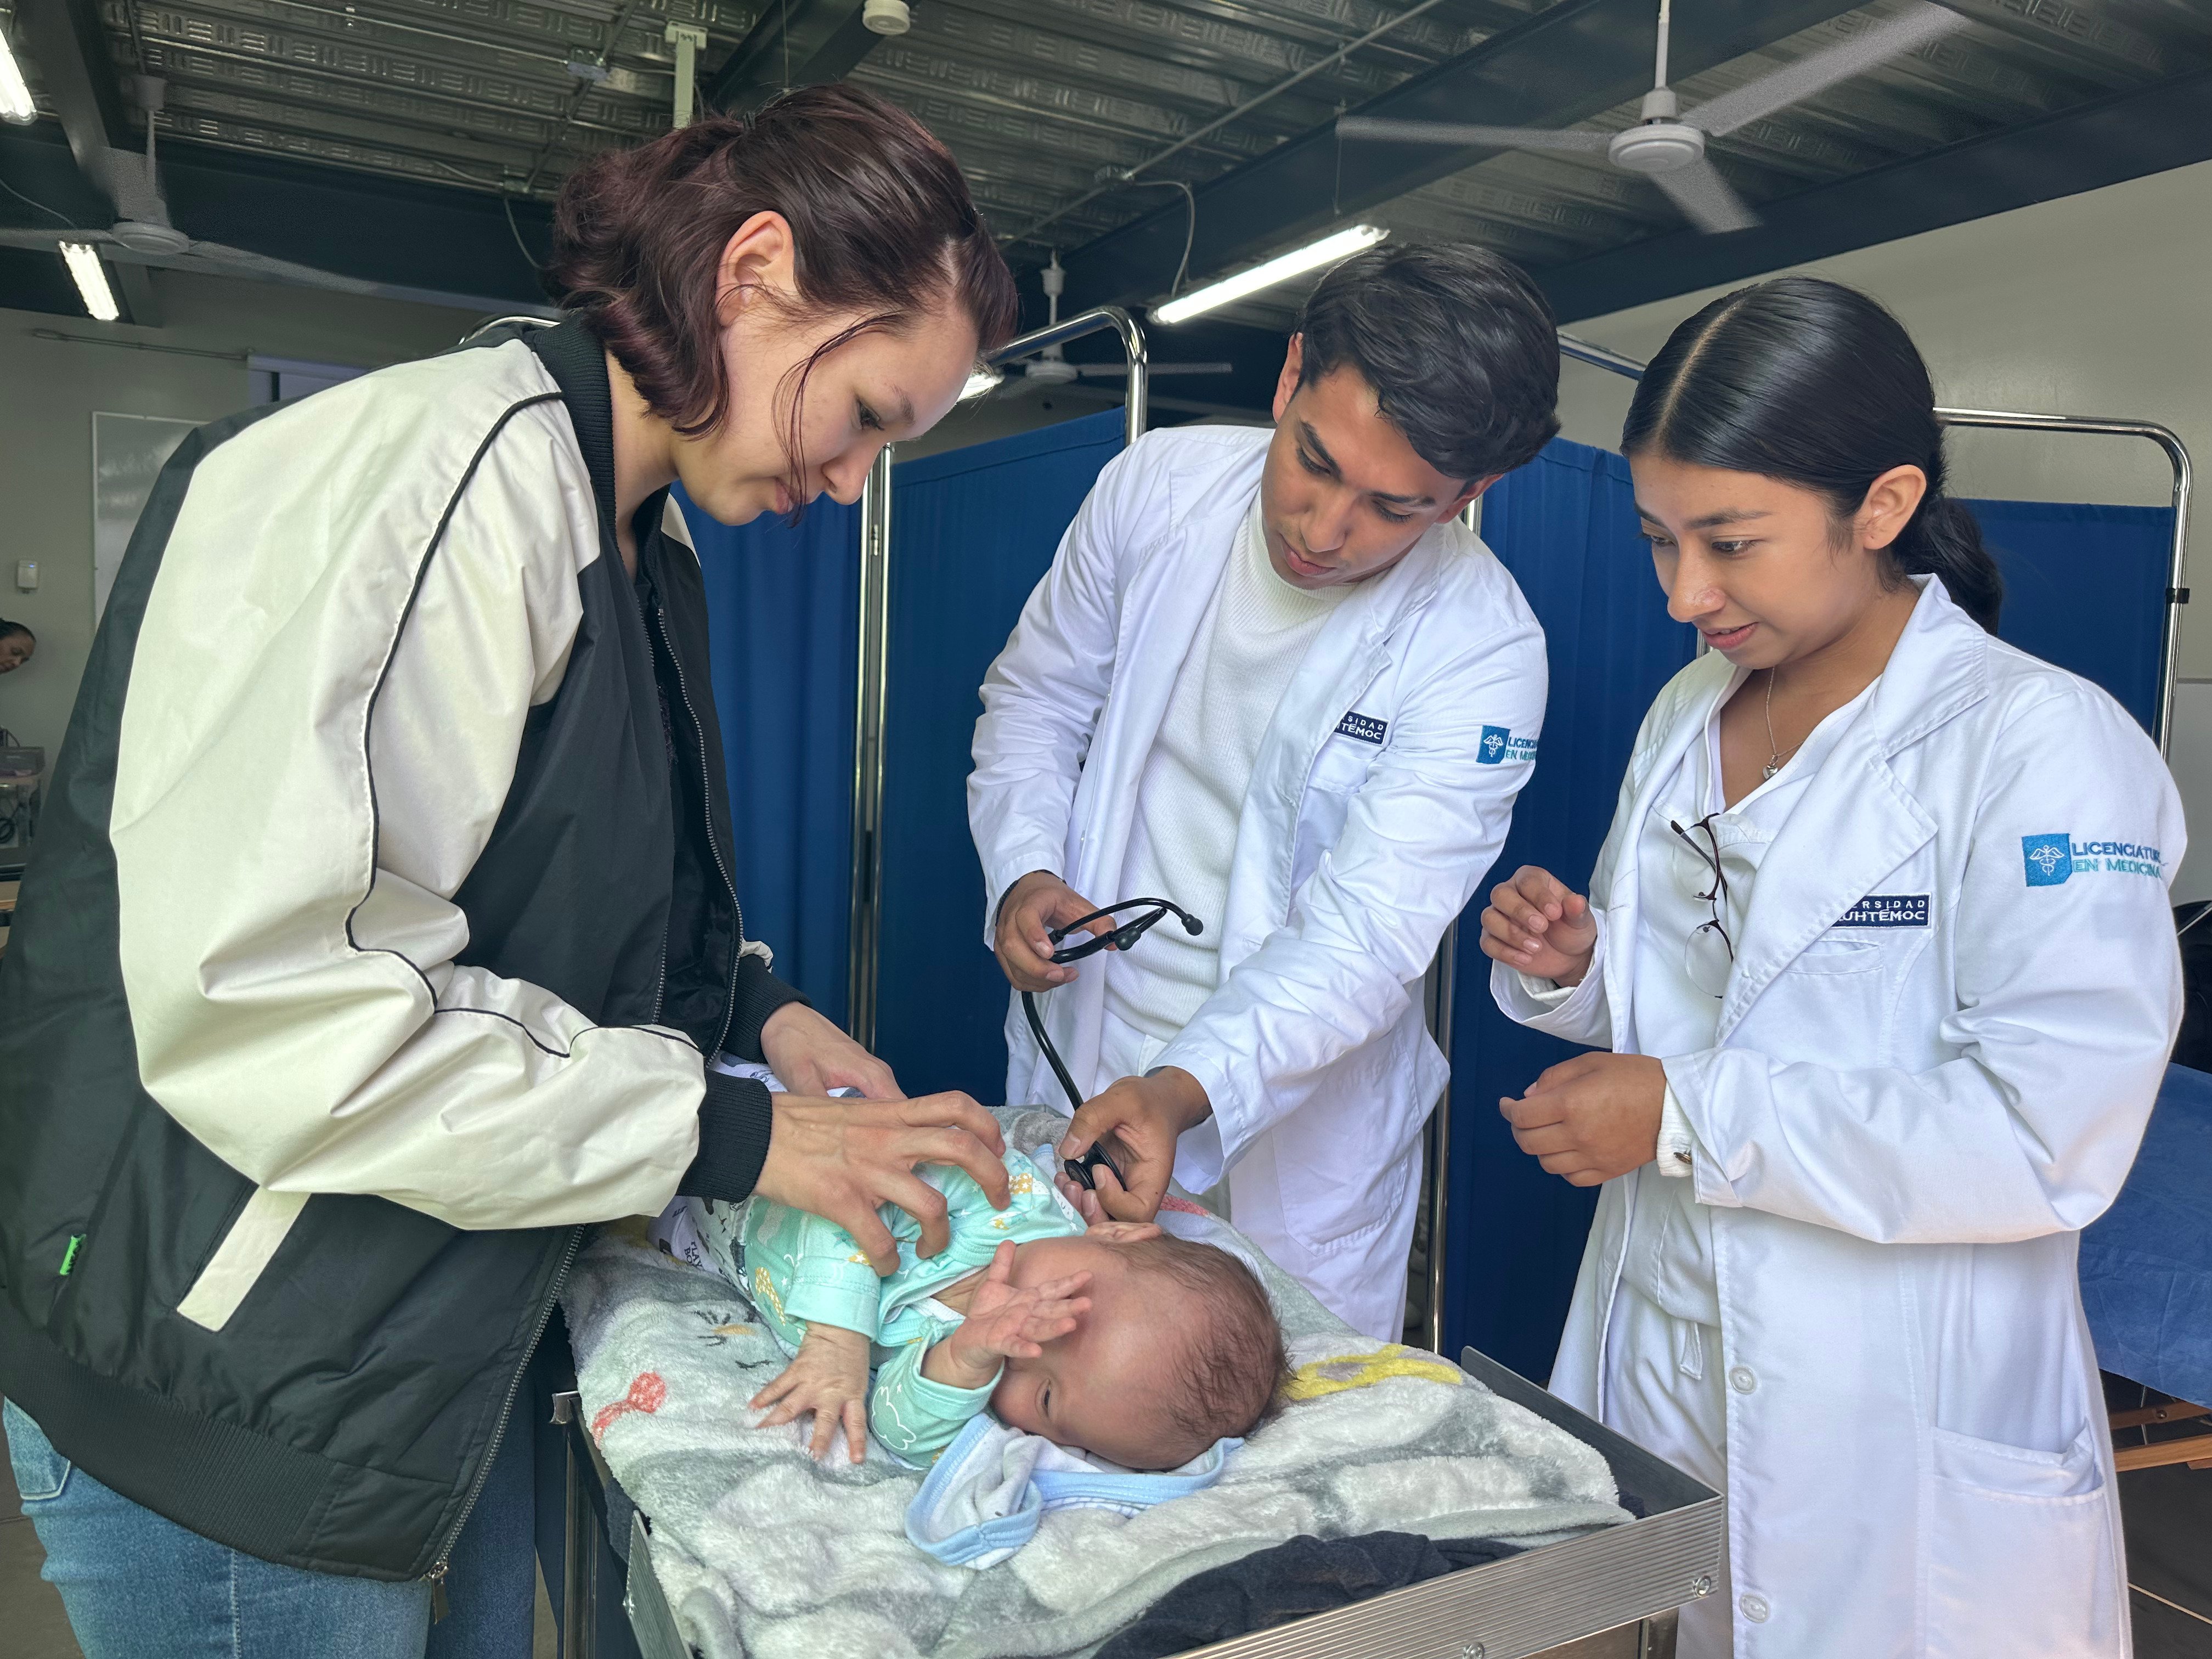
[1293,741,1372,890]
[1782,938,1885,976]
[1926,1424,2117,1658]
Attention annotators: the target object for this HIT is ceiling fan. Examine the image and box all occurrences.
[1335,0,1969,235]
[0,75,378,296]
[991,254,1232,399]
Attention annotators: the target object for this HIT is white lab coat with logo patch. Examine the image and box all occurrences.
[971,425,1547,1337]
[1494,577,2183,1657]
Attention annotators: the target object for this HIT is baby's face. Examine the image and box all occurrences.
[988,1232,1204,1471]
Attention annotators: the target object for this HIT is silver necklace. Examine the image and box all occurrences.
[1762,668,1802,781]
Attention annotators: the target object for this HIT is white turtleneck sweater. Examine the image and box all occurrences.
[1102,501,1351,1064]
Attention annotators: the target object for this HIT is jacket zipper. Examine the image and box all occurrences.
[421,1224,584,1617]
[653,601,744,1060]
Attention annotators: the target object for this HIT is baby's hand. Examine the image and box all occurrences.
[926,1243,1091,1391]
[750,1324,872,1464]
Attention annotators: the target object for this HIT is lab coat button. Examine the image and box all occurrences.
[1728,1365,1757,1393]
[1740,1593,1770,1624]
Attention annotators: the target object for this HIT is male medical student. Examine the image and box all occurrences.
[969,244,1560,1337]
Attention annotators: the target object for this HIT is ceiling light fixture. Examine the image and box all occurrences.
[0,25,35,122]
[959,365,1004,402]
[60,243,120,321]
[1153,224,1388,325]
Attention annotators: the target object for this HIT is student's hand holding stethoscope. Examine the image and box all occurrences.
[1480,866,1667,1188]
[995,876,1213,1224]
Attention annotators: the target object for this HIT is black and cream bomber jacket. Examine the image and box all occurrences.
[0,318,797,1579]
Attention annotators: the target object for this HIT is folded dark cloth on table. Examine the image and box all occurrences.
[1096,1531,1521,1659]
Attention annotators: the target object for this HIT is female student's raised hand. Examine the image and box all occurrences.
[1479,866,1599,985]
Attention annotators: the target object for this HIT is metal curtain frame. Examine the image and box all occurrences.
[845,308,1151,1046]
[1420,921,1459,1355]
[1555,331,2197,753]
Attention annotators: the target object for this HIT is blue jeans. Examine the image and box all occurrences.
[4,1398,534,1659]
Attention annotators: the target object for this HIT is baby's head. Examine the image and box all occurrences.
[991,1225,1287,1470]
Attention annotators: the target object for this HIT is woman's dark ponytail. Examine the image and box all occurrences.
[1893,494,2001,632]
[1622,276,2004,632]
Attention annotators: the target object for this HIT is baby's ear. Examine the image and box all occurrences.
[1086,1221,1163,1245]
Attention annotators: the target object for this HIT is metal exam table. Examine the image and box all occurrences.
[543,1344,1723,1659]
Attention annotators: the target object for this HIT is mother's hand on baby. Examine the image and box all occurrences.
[759,1001,902,1100]
[754,1093,1010,1274]
[1059,1068,1210,1224]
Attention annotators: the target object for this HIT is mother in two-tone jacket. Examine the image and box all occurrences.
[1484,280,2180,1657]
[0,87,1020,1659]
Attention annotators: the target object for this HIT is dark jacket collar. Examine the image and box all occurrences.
[523,317,619,528]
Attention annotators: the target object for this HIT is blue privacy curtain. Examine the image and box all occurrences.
[679,485,861,1026]
[1444,438,1696,1379]
[1971,499,2174,733]
[874,410,1127,1101]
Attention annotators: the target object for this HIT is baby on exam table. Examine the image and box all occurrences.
[672,1146,1288,1470]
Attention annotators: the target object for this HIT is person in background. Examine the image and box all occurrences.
[1485,278,2177,1657]
[0,617,33,674]
[973,244,1560,1339]
[0,85,1017,1659]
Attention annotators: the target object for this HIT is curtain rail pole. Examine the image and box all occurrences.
[844,310,1152,1048]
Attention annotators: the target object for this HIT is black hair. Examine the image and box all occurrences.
[1295,242,1561,484]
[0,618,31,643]
[1621,276,2001,631]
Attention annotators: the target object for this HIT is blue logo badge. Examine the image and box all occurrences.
[1476,726,1538,765]
[2022,833,2073,887]
[1335,712,1387,746]
[1836,894,1930,928]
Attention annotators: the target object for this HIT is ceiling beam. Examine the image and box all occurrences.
[1056,0,1868,314]
[705,0,883,115]
[1536,64,2212,323]
[15,0,132,210]
[0,123,556,314]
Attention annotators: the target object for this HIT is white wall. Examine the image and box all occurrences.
[0,271,481,777]
[1549,156,2212,896]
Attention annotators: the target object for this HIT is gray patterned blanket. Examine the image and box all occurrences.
[561,1108,1628,1658]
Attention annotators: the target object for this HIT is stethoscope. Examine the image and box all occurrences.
[1024,896,1205,1192]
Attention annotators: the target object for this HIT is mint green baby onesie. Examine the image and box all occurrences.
[689,1145,1081,1462]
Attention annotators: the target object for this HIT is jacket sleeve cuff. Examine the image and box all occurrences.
[1662,1052,1742,1210]
[725,952,810,1064]
[677,1071,776,1204]
[981,862,1062,950]
[1488,910,1608,1037]
[1654,1080,1696,1178]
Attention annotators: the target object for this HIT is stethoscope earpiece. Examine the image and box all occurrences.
[1022,895,1207,1117]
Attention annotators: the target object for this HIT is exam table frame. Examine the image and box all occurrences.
[550,1346,1724,1659]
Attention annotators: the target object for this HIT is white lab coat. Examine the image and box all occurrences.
[1494,577,2183,1657]
[971,425,1547,1336]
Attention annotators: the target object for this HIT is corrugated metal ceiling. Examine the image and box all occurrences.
[3,0,2208,315]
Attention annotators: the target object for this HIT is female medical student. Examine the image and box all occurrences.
[0,86,1017,1659]
[1485,278,2181,1658]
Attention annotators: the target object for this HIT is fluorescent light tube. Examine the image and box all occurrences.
[0,25,34,122]
[61,244,120,321]
[959,364,1002,401]
[1153,224,1389,325]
